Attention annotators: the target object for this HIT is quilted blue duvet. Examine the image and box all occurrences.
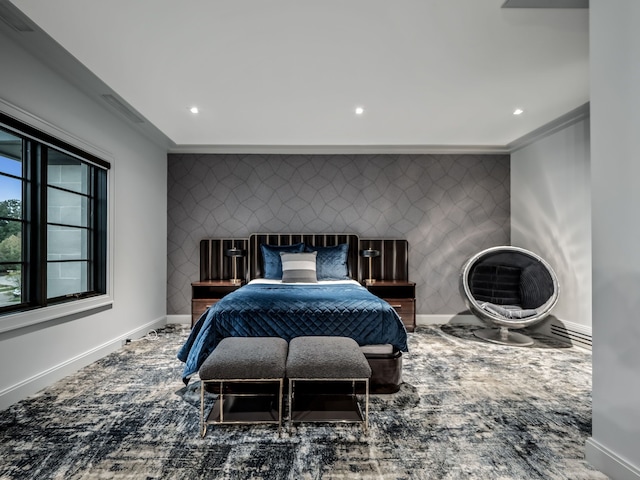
[177,282,408,382]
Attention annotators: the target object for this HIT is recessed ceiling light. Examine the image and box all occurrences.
[355,107,364,115]
[513,108,524,115]
[190,106,199,114]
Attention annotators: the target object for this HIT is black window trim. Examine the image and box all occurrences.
[0,110,111,318]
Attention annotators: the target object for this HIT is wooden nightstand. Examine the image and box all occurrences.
[191,280,244,327]
[364,280,416,332]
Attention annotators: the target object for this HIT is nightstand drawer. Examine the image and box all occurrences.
[385,298,415,332]
[385,298,415,316]
[364,280,416,333]
[192,299,219,324]
[191,280,244,327]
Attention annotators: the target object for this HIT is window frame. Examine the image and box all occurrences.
[0,111,111,327]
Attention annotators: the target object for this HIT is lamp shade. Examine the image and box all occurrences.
[225,248,245,257]
[360,248,380,258]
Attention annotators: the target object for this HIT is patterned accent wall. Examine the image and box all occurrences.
[167,154,510,316]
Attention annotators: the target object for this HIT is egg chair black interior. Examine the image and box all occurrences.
[459,246,559,346]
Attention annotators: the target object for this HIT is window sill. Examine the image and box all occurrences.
[0,295,113,334]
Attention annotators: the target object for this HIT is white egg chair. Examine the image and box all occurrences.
[459,246,559,346]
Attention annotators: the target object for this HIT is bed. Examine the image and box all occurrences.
[178,233,409,392]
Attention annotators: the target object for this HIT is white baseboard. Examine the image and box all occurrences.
[167,314,191,325]
[416,314,483,326]
[586,438,640,480]
[0,316,167,411]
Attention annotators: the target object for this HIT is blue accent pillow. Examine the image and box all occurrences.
[260,243,305,279]
[304,243,349,280]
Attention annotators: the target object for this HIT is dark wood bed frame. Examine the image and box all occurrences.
[198,233,409,393]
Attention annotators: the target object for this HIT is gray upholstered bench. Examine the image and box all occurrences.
[198,337,288,437]
[286,336,372,433]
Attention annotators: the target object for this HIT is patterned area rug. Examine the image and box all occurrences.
[0,324,606,479]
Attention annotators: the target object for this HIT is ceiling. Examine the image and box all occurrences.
[3,0,589,152]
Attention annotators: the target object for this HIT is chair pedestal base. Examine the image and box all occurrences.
[474,327,534,347]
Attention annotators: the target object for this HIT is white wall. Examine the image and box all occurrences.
[586,1,640,478]
[0,29,168,409]
[511,115,592,334]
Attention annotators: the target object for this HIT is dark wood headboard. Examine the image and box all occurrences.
[199,234,408,283]
[248,233,360,280]
[199,238,249,282]
[359,238,409,282]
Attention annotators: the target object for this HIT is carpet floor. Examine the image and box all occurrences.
[0,324,606,480]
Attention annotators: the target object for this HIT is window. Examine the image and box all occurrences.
[0,129,22,309]
[0,112,109,316]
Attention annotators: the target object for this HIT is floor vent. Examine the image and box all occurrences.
[101,94,145,124]
[550,322,592,349]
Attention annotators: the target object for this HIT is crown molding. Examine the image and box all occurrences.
[168,144,510,155]
[507,103,590,153]
[502,0,588,7]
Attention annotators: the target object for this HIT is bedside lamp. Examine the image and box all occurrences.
[225,248,246,285]
[360,248,380,284]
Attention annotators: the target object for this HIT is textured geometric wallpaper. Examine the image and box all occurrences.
[167,154,510,316]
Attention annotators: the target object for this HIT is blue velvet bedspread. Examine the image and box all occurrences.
[177,282,408,382]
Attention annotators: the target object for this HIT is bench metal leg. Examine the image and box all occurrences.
[288,378,294,434]
[200,380,206,438]
[364,378,369,433]
[200,378,284,437]
[287,377,370,434]
[277,378,283,436]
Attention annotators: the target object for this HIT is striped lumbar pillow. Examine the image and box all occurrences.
[279,251,318,283]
